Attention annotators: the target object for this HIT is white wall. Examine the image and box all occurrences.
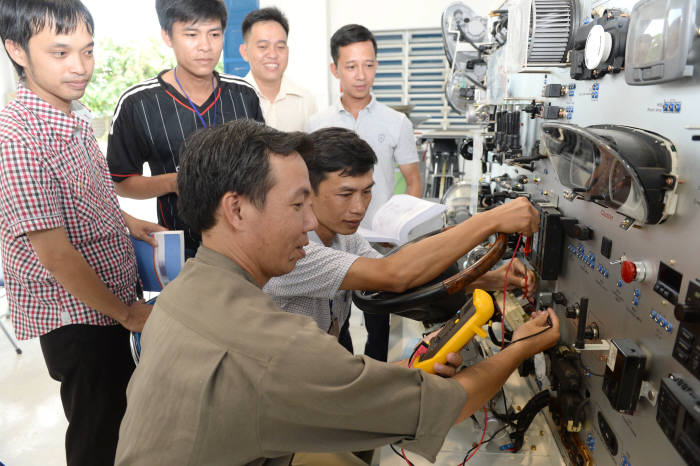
[327,0,467,32]
[260,0,330,112]
[0,47,17,107]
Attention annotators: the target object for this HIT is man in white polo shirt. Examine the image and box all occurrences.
[240,7,317,131]
[308,24,422,229]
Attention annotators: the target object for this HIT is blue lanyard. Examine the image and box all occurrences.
[173,67,218,128]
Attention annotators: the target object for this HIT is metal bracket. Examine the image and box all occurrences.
[640,380,658,407]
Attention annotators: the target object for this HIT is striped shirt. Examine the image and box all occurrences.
[0,83,140,339]
[264,231,382,332]
[107,70,264,251]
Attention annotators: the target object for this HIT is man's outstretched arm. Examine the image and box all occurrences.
[341,197,538,292]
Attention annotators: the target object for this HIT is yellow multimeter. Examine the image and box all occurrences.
[411,289,495,374]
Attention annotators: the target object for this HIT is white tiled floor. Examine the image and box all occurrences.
[0,314,67,466]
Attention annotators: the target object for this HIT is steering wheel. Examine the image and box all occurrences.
[352,233,507,324]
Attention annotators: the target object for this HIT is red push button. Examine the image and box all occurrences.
[621,261,637,283]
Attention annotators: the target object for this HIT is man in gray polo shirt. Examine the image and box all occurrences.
[265,128,539,358]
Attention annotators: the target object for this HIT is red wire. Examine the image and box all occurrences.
[524,267,528,297]
[400,448,412,465]
[460,406,489,465]
[502,234,523,349]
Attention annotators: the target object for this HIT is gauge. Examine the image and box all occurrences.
[540,123,679,225]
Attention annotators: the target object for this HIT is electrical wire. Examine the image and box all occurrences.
[489,387,516,427]
[578,353,605,377]
[459,406,489,465]
[457,26,489,58]
[502,234,523,349]
[574,397,590,426]
[462,71,487,90]
[506,325,552,346]
[460,422,511,464]
[390,444,414,466]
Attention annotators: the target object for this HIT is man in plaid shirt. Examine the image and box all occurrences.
[0,1,165,464]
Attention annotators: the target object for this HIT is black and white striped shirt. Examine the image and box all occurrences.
[107,70,264,251]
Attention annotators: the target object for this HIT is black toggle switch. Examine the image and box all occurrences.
[561,217,594,241]
[675,304,700,323]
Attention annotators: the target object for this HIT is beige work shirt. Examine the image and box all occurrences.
[244,73,317,132]
[116,246,465,465]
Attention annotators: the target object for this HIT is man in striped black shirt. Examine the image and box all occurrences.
[107,0,264,255]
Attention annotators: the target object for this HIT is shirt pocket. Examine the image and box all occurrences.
[60,149,106,243]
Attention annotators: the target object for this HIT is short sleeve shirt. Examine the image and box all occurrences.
[115,246,466,465]
[264,231,381,332]
[308,95,419,228]
[244,73,317,131]
[0,83,140,339]
[107,71,264,251]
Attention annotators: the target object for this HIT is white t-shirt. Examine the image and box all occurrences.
[264,231,382,332]
[307,95,419,228]
[244,73,317,132]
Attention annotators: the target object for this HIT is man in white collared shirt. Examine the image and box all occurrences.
[240,7,316,132]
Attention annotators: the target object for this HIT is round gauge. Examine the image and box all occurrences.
[584,25,613,70]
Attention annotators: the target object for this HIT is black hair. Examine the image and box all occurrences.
[155,0,228,35]
[241,7,289,41]
[0,0,94,77]
[178,120,313,233]
[304,127,377,193]
[330,24,377,65]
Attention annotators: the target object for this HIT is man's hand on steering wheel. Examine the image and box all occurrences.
[484,196,539,237]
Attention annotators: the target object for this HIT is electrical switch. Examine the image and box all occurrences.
[621,260,648,283]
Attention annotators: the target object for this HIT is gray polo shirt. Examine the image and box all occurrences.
[116,246,467,465]
[264,231,382,332]
[307,95,419,228]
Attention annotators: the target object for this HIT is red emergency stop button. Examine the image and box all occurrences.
[621,261,637,283]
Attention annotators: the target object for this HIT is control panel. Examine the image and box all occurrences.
[434,0,700,464]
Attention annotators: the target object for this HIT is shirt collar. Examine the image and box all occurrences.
[335,93,377,115]
[195,245,259,288]
[15,81,91,140]
[243,72,304,102]
[243,71,260,96]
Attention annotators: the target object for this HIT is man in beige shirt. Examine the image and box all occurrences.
[240,7,317,131]
[115,120,559,465]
